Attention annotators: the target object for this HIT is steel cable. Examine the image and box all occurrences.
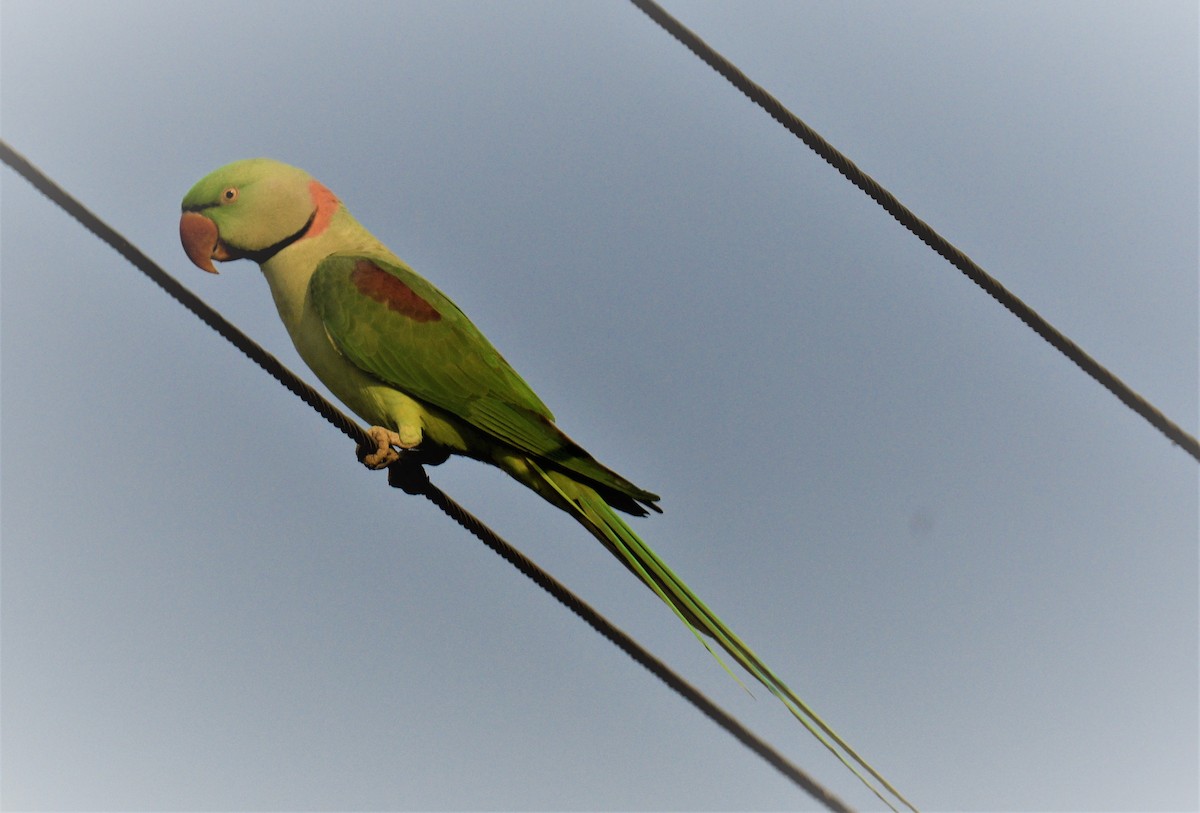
[1,138,855,813]
[628,0,1198,464]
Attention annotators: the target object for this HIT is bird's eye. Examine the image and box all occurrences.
[220,187,239,204]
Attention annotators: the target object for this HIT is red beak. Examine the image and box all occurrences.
[179,211,234,274]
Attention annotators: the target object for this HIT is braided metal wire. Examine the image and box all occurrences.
[1,139,853,812]
[629,0,1199,464]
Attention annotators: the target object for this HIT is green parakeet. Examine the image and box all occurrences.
[180,158,912,811]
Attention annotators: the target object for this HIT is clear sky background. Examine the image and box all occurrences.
[2,2,1196,810]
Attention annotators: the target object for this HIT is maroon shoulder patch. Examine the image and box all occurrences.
[350,260,441,323]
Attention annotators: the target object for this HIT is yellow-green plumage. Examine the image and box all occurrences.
[180,158,914,811]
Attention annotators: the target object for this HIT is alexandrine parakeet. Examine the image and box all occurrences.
[180,158,913,811]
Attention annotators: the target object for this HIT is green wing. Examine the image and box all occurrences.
[310,254,658,511]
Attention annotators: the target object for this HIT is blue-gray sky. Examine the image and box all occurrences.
[2,1,1196,810]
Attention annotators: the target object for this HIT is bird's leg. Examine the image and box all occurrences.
[357,425,420,470]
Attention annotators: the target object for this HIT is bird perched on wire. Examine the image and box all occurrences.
[180,158,913,811]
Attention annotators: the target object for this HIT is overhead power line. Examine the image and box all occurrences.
[0,139,857,813]
[628,0,1199,464]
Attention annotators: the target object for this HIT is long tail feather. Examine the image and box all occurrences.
[523,460,916,812]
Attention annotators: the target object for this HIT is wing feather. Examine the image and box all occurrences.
[309,254,658,509]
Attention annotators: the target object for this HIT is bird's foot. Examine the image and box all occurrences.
[357,425,419,470]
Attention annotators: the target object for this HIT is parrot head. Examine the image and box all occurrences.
[180,158,337,273]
